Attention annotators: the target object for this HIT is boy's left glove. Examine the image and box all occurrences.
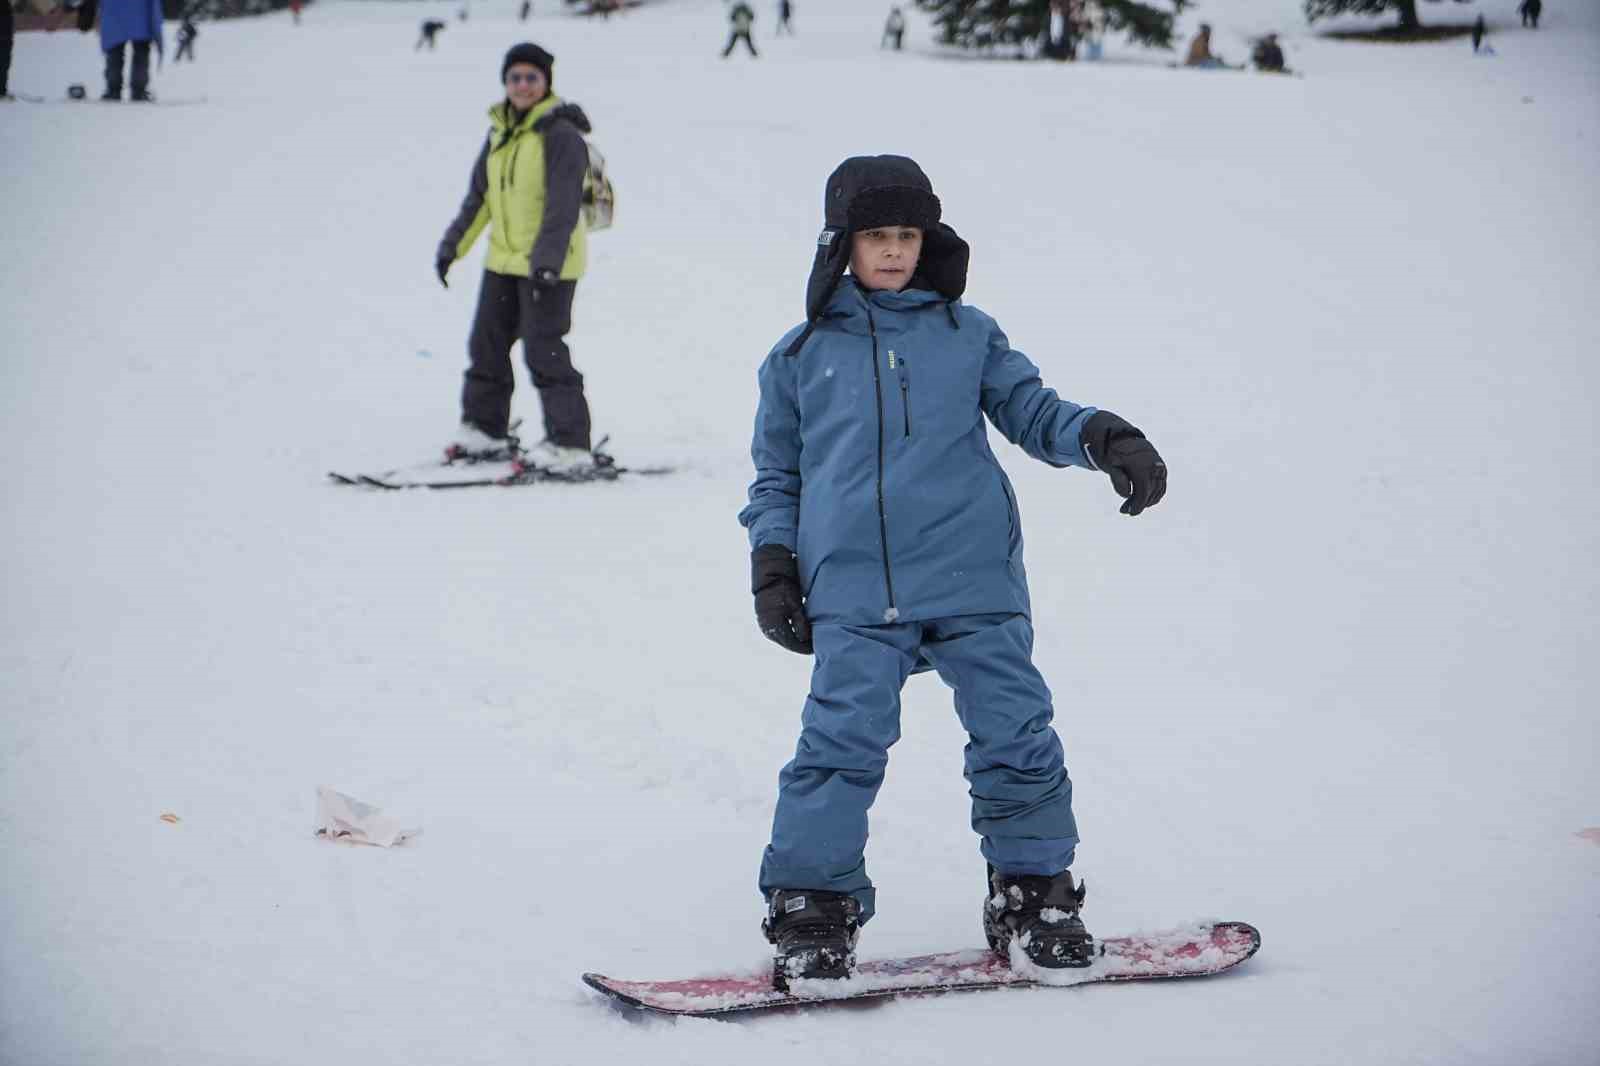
[751,545,813,655]
[1081,410,1168,517]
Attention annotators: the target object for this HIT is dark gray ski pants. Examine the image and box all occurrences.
[462,270,591,449]
[104,40,151,98]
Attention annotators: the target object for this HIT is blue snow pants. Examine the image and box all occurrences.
[759,613,1078,924]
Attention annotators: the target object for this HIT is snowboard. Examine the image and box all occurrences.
[583,920,1259,1017]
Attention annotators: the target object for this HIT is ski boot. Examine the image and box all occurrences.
[517,439,595,476]
[983,865,1093,969]
[762,889,860,990]
[444,421,518,464]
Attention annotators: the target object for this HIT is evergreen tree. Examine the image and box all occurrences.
[1303,0,1473,32]
[913,0,1189,55]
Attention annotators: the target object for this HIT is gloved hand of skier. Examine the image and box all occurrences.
[531,267,560,291]
[435,253,452,289]
[751,545,813,655]
[1080,410,1167,517]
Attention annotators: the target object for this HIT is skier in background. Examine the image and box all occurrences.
[1082,0,1105,61]
[1251,33,1286,73]
[1518,0,1541,29]
[174,15,197,62]
[723,3,757,57]
[881,6,904,50]
[1,0,14,101]
[416,18,446,50]
[434,43,598,473]
[290,0,301,24]
[1471,14,1487,52]
[98,0,163,101]
[740,155,1167,988]
[776,0,793,35]
[520,0,531,19]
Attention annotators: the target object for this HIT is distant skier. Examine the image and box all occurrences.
[1251,33,1287,73]
[881,6,904,50]
[290,0,301,24]
[1,0,13,101]
[1184,23,1230,69]
[520,0,531,19]
[416,19,446,51]
[723,2,758,57]
[776,0,793,36]
[434,43,598,473]
[740,155,1167,988]
[1471,14,1486,52]
[98,0,163,101]
[174,16,197,62]
[1082,0,1106,61]
[1519,0,1541,29]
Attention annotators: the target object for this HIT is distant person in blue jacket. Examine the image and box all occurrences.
[739,155,1167,989]
[98,0,163,101]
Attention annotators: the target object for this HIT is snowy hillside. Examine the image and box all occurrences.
[2,0,1597,1063]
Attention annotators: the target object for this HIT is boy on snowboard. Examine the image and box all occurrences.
[739,156,1167,989]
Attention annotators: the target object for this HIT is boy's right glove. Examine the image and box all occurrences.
[751,545,813,655]
[1081,410,1168,517]
[435,252,452,289]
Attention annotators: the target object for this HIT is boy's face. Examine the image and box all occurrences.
[850,226,924,293]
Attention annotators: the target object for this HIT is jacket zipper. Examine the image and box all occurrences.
[865,307,899,620]
[896,355,911,438]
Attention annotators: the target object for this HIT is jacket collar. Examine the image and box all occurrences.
[825,280,947,329]
[489,94,562,135]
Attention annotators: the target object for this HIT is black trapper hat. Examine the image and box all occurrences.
[788,156,970,355]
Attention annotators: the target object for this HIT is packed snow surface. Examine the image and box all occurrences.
[3,0,1597,1064]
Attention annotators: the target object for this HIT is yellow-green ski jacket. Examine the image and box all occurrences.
[437,96,591,280]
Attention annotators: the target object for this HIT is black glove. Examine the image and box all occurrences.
[751,545,812,655]
[435,253,452,289]
[1081,410,1167,517]
[531,267,560,291]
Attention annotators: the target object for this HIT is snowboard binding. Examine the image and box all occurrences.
[983,866,1094,969]
[762,889,861,991]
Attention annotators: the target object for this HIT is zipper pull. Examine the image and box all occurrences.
[888,349,896,370]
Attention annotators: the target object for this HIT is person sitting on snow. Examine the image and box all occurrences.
[1185,23,1230,69]
[1251,33,1286,73]
[740,155,1167,989]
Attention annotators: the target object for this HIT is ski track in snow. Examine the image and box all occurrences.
[3,1,1598,1064]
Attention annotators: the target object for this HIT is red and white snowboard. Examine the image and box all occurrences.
[583,920,1260,1016]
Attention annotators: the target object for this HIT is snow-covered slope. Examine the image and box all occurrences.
[2,2,1597,1063]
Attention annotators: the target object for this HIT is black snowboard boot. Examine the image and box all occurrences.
[983,866,1094,969]
[762,889,860,990]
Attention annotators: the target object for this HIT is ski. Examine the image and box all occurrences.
[328,437,672,490]
[583,920,1260,1017]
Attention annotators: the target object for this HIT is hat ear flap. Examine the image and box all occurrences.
[804,227,852,322]
[916,224,969,303]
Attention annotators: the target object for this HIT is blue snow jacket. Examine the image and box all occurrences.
[99,0,163,51]
[740,280,1100,628]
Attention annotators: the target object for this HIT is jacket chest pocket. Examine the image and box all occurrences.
[888,348,912,438]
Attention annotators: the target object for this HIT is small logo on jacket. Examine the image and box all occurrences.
[785,895,807,914]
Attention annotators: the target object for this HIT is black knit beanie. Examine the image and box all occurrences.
[502,42,555,88]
